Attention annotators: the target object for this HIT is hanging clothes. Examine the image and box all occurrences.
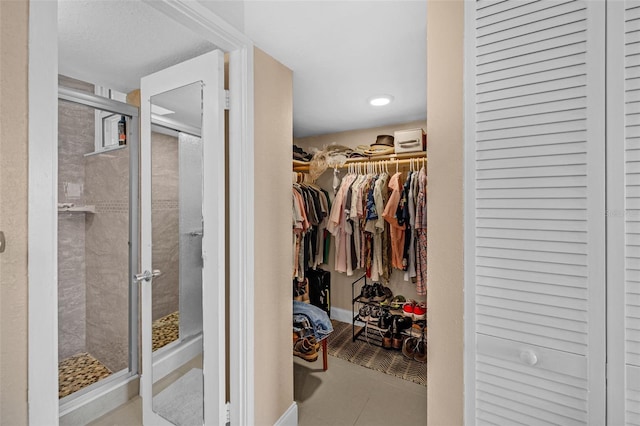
[383,172,405,270]
[324,159,427,295]
[414,166,427,296]
[292,178,331,281]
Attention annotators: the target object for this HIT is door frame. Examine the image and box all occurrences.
[28,1,256,424]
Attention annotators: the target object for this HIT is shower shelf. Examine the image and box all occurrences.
[57,205,96,214]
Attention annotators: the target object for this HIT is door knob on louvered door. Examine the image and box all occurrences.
[519,350,538,366]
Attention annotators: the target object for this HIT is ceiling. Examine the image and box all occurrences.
[58,1,427,138]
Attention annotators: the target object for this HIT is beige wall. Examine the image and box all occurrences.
[426,1,465,425]
[295,120,427,311]
[0,0,29,424]
[253,47,294,424]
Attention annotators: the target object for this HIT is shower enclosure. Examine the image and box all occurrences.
[57,75,139,402]
[56,75,206,411]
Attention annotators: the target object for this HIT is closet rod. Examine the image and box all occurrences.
[292,155,427,173]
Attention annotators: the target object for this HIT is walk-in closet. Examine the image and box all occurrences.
[290,122,429,424]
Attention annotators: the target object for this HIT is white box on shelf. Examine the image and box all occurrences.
[394,128,426,154]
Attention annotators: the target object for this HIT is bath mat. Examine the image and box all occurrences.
[58,352,112,398]
[153,368,203,426]
[327,320,427,386]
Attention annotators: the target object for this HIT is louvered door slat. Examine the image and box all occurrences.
[477,76,587,103]
[478,85,587,112]
[477,0,574,24]
[477,97,587,121]
[477,208,587,220]
[479,10,587,46]
[477,1,585,37]
[477,276,589,297]
[627,66,640,80]
[476,108,587,132]
[478,304,586,333]
[468,0,605,423]
[478,20,587,56]
[478,55,587,89]
[478,33,587,67]
[476,294,587,322]
[628,18,640,33]
[476,196,588,210]
[477,44,587,75]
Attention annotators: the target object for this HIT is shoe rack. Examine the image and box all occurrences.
[351,275,426,355]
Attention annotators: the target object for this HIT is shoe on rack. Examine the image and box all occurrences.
[359,305,371,322]
[402,336,418,359]
[414,339,427,363]
[392,333,404,350]
[293,337,319,362]
[378,311,393,329]
[412,319,426,332]
[394,315,413,332]
[403,300,416,318]
[383,286,393,302]
[359,284,373,302]
[382,330,393,349]
[413,302,426,320]
[390,295,406,310]
[372,283,387,302]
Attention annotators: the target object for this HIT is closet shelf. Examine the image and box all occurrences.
[58,205,96,214]
[292,151,426,172]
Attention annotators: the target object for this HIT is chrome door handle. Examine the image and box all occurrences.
[189,230,203,237]
[134,269,161,283]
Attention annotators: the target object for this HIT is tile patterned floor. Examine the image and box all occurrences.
[152,311,180,351]
[58,311,180,399]
[58,352,112,398]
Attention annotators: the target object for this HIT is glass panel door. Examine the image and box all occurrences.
[57,80,138,403]
[140,50,226,426]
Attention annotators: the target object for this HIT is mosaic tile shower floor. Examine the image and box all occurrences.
[58,311,180,398]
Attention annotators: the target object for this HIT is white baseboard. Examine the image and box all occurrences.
[274,402,298,426]
[330,306,365,327]
[330,306,352,324]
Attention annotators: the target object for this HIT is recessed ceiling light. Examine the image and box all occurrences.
[368,95,394,107]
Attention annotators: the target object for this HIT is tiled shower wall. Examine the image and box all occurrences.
[57,76,94,361]
[151,132,180,322]
[84,148,130,372]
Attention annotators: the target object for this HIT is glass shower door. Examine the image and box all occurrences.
[57,81,139,403]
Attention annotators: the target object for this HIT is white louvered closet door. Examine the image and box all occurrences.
[465,1,606,425]
[608,1,640,425]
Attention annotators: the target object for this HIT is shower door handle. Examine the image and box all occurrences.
[134,269,162,283]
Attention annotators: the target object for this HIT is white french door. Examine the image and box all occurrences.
[465,1,606,424]
[139,50,226,425]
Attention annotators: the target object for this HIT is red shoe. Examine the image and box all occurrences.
[413,302,426,320]
[402,301,415,318]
